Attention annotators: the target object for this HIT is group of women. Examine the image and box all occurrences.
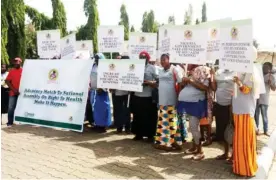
[87,50,261,177]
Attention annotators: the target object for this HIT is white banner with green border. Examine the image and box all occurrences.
[14,59,93,132]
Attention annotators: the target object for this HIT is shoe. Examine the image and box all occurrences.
[133,136,143,141]
[264,132,270,137]
[116,128,123,134]
[125,129,131,134]
[7,124,12,127]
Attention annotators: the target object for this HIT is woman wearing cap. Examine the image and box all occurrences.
[90,53,112,133]
[177,64,210,160]
[154,54,187,151]
[131,51,158,141]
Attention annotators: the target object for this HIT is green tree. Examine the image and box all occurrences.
[168,15,175,25]
[141,10,158,32]
[5,0,26,61]
[118,4,129,40]
[25,23,39,59]
[184,4,193,25]
[51,0,67,37]
[76,0,100,53]
[201,2,207,23]
[130,25,135,32]
[1,0,9,64]
[25,5,53,30]
[195,18,200,24]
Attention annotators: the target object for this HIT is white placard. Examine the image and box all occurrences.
[219,19,253,73]
[122,41,129,56]
[14,59,93,132]
[204,18,232,63]
[75,50,91,59]
[129,32,157,60]
[158,25,172,56]
[169,25,208,64]
[97,59,145,92]
[60,33,76,59]
[97,26,124,53]
[76,40,93,55]
[37,30,61,59]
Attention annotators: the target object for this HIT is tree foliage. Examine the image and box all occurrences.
[25,24,39,59]
[51,0,67,37]
[141,10,158,33]
[168,15,175,25]
[118,4,129,40]
[201,2,207,23]
[25,5,52,30]
[184,4,193,25]
[1,0,9,64]
[77,0,100,53]
[130,25,135,32]
[4,0,26,62]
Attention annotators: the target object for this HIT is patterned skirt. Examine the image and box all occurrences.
[154,105,187,148]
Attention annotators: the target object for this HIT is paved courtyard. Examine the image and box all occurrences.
[2,92,276,179]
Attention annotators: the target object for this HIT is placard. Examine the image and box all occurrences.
[219,19,253,73]
[158,25,172,56]
[122,41,129,56]
[97,59,145,92]
[37,30,61,59]
[169,25,208,64]
[76,40,93,55]
[14,59,93,132]
[204,18,232,63]
[97,26,124,53]
[60,33,76,59]
[129,32,157,60]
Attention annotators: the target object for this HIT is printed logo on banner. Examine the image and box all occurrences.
[46,33,51,39]
[109,63,115,71]
[129,64,135,71]
[210,28,218,39]
[66,39,70,44]
[48,69,58,81]
[108,29,114,36]
[164,29,168,37]
[81,43,86,49]
[140,36,146,43]
[69,116,73,121]
[184,30,192,40]
[231,27,238,40]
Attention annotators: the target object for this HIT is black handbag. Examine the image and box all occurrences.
[151,88,159,104]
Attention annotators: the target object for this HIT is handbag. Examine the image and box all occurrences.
[224,112,234,145]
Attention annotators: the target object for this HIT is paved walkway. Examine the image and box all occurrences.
[2,92,276,179]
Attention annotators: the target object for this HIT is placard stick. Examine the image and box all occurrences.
[127,93,131,108]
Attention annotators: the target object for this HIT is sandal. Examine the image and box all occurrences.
[172,142,183,151]
[192,153,205,161]
[184,148,197,155]
[153,144,174,152]
[216,154,228,160]
[202,139,212,146]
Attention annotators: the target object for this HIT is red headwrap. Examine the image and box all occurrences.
[139,51,150,61]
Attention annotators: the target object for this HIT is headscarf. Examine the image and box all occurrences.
[94,53,105,60]
[139,51,150,61]
[14,57,22,64]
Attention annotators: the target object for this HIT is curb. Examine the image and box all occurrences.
[254,128,276,179]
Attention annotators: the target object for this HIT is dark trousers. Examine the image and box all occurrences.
[7,96,18,125]
[113,95,131,130]
[85,99,94,125]
[214,103,231,141]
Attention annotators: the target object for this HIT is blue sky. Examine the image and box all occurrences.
[25,0,276,49]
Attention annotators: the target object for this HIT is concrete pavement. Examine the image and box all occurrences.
[1,92,276,179]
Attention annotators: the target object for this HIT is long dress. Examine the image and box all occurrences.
[1,72,9,114]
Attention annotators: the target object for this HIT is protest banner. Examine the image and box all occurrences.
[60,33,77,59]
[129,32,157,60]
[37,30,61,59]
[75,51,91,59]
[14,59,93,132]
[97,26,124,53]
[169,25,208,64]
[203,18,232,63]
[97,59,145,92]
[219,19,253,73]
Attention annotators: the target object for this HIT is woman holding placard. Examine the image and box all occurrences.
[153,54,187,151]
[232,72,258,176]
[177,65,210,161]
[90,53,112,133]
[131,51,158,141]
